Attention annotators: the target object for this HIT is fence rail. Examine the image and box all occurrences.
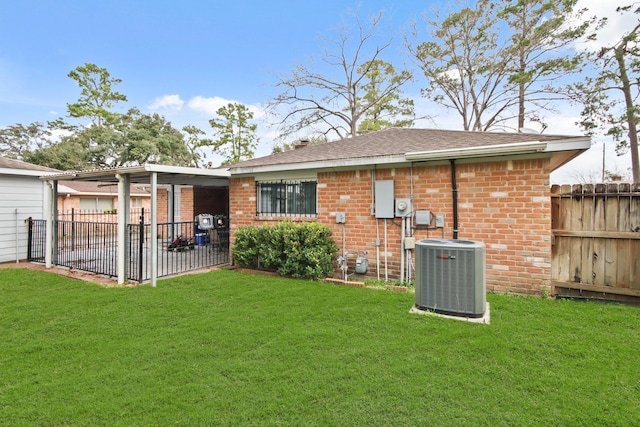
[57,208,148,224]
[551,183,640,300]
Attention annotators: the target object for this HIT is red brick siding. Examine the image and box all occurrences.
[229,158,552,296]
[180,187,194,222]
[157,189,168,223]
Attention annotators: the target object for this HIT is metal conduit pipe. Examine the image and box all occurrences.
[450,159,459,240]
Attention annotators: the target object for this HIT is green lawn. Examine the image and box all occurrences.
[1,268,639,426]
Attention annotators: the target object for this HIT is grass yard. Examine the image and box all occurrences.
[1,268,639,426]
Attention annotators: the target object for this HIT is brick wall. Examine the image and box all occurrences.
[229,157,552,296]
[157,189,168,223]
[181,187,194,222]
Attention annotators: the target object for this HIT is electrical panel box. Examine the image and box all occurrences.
[395,198,412,217]
[375,180,395,219]
[335,212,346,224]
[435,214,445,228]
[415,210,432,226]
[404,237,416,250]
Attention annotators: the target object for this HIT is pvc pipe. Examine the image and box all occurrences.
[400,216,405,284]
[384,219,388,282]
[15,208,19,263]
[376,219,380,281]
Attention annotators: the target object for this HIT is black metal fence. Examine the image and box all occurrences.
[56,220,119,277]
[26,216,229,282]
[26,218,46,262]
[58,208,148,224]
[127,221,229,282]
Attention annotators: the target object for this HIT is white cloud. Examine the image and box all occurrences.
[576,0,638,50]
[148,94,184,111]
[187,95,268,120]
[187,96,235,116]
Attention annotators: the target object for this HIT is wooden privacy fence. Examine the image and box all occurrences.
[551,183,640,301]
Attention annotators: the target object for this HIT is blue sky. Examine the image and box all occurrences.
[0,0,635,182]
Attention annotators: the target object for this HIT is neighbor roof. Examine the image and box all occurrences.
[228,128,590,175]
[0,156,59,176]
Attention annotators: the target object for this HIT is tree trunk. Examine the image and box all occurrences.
[615,46,640,183]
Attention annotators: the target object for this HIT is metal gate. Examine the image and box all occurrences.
[26,218,46,262]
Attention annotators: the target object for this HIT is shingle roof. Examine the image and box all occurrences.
[229,128,585,170]
[0,156,59,172]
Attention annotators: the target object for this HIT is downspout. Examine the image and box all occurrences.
[450,159,459,239]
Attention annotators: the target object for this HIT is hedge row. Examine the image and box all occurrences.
[232,222,339,280]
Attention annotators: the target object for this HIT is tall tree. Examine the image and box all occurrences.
[32,109,197,169]
[499,0,599,129]
[357,60,415,134]
[268,10,413,140]
[182,125,212,167]
[209,103,259,165]
[409,0,507,131]
[570,5,640,182]
[0,122,51,160]
[408,0,597,131]
[110,108,195,167]
[65,63,127,127]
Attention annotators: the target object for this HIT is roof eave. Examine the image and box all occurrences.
[1,168,57,178]
[230,154,408,175]
[405,141,549,161]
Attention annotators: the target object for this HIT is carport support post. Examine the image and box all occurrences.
[44,180,56,268]
[116,173,130,285]
[150,172,158,287]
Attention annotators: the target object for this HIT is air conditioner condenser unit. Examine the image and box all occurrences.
[415,239,486,318]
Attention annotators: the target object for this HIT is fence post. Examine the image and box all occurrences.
[27,217,33,260]
[138,208,144,282]
[71,208,75,252]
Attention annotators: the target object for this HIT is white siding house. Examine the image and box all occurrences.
[0,157,57,263]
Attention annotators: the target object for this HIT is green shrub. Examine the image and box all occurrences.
[232,222,339,280]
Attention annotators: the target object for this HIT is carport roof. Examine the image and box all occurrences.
[42,164,229,187]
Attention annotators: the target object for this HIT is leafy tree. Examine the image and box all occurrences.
[111,109,195,167]
[409,0,506,131]
[24,137,87,170]
[356,60,415,134]
[0,122,51,160]
[268,10,413,140]
[182,125,212,167]
[209,103,259,165]
[65,63,127,127]
[570,5,640,183]
[408,0,597,131]
[31,109,197,169]
[499,0,600,129]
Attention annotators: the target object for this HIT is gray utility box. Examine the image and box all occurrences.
[415,239,486,318]
[196,214,214,231]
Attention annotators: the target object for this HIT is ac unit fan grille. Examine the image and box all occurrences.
[415,239,486,317]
